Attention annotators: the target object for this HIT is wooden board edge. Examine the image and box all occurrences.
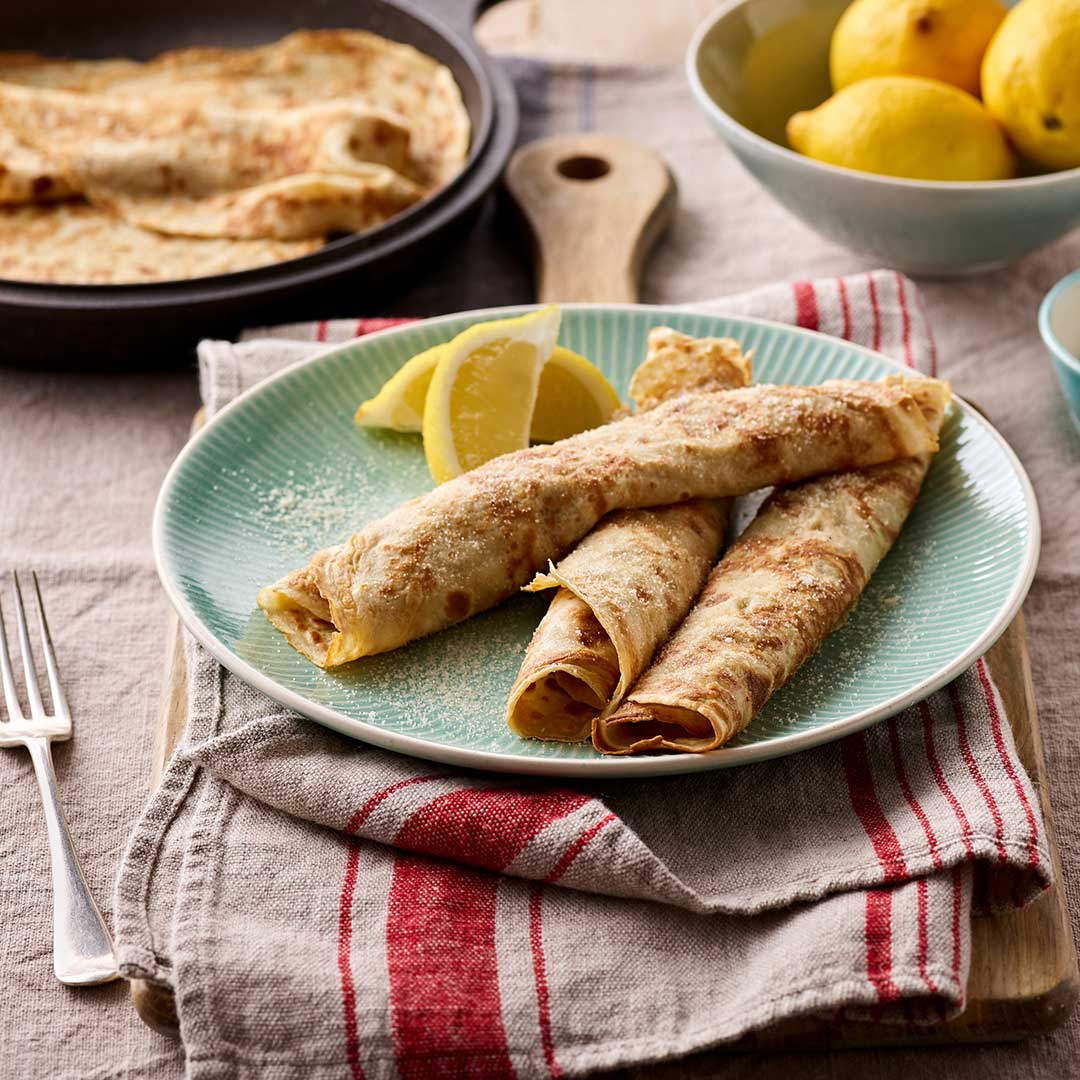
[130,409,204,1040]
[982,613,1079,1011]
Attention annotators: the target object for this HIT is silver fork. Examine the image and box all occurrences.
[0,572,119,985]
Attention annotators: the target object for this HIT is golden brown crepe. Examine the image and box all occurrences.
[0,86,424,240]
[0,125,77,204]
[0,29,468,280]
[258,375,947,668]
[0,201,322,284]
[0,29,469,189]
[506,329,751,742]
[509,501,731,741]
[594,376,952,755]
[627,328,753,412]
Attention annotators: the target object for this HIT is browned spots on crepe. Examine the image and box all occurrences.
[445,590,471,622]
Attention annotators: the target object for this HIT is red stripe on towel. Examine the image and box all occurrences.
[792,280,819,330]
[895,272,914,368]
[315,319,328,343]
[530,886,563,1078]
[922,702,969,1000]
[836,276,853,340]
[867,275,882,352]
[915,878,939,995]
[865,889,902,1002]
[977,658,1041,869]
[948,683,1008,863]
[394,788,590,871]
[842,733,907,881]
[951,866,965,997]
[387,858,515,1079]
[383,790,595,1076]
[345,775,444,835]
[355,317,414,337]
[338,841,365,1080]
[545,812,617,884]
[887,716,942,869]
[843,731,906,1004]
[337,775,443,1079]
[919,701,974,858]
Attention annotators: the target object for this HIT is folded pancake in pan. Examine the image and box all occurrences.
[594,376,951,755]
[0,86,419,180]
[0,53,141,90]
[0,87,424,239]
[0,126,77,204]
[0,202,322,284]
[258,375,946,667]
[84,171,421,242]
[506,329,751,742]
[0,57,137,206]
[0,29,469,189]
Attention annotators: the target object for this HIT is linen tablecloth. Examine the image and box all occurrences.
[0,57,1078,1080]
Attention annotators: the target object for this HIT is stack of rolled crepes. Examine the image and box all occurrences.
[258,328,950,755]
[506,328,752,742]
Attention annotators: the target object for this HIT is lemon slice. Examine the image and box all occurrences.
[357,341,620,444]
[529,347,621,442]
[422,306,561,483]
[354,344,442,431]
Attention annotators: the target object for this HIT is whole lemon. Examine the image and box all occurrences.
[982,0,1080,171]
[787,76,1016,181]
[830,0,1006,96]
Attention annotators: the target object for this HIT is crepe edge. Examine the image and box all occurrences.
[506,575,621,743]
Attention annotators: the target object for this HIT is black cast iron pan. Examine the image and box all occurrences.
[0,0,517,369]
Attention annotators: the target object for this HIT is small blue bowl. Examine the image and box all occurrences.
[1039,269,1080,433]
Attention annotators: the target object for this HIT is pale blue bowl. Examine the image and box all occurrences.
[687,0,1080,277]
[1039,269,1080,433]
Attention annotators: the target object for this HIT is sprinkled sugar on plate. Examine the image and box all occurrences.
[154,306,1039,777]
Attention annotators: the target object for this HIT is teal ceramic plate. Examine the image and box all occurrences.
[154,306,1039,777]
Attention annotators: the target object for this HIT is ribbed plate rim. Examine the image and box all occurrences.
[152,304,1041,778]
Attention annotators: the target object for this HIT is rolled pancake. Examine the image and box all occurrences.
[0,87,424,240]
[507,328,750,742]
[594,377,952,755]
[259,374,946,667]
[509,500,731,741]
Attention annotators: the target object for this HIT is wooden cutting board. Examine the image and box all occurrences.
[131,133,1078,1050]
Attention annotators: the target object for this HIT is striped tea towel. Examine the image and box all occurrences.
[115,270,1050,1079]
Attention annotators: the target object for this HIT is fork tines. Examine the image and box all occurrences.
[0,572,70,739]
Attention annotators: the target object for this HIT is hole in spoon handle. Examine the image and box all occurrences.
[556,155,612,181]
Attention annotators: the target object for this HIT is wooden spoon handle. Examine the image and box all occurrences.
[504,133,676,304]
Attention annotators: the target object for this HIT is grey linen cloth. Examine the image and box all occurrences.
[4,57,1079,1080]
[113,269,1051,1078]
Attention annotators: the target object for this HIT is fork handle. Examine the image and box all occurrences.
[26,737,119,985]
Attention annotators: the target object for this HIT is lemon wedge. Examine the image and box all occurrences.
[529,347,622,442]
[354,344,443,431]
[422,306,561,483]
[357,341,620,443]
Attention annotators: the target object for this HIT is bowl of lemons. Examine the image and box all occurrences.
[688,0,1080,275]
